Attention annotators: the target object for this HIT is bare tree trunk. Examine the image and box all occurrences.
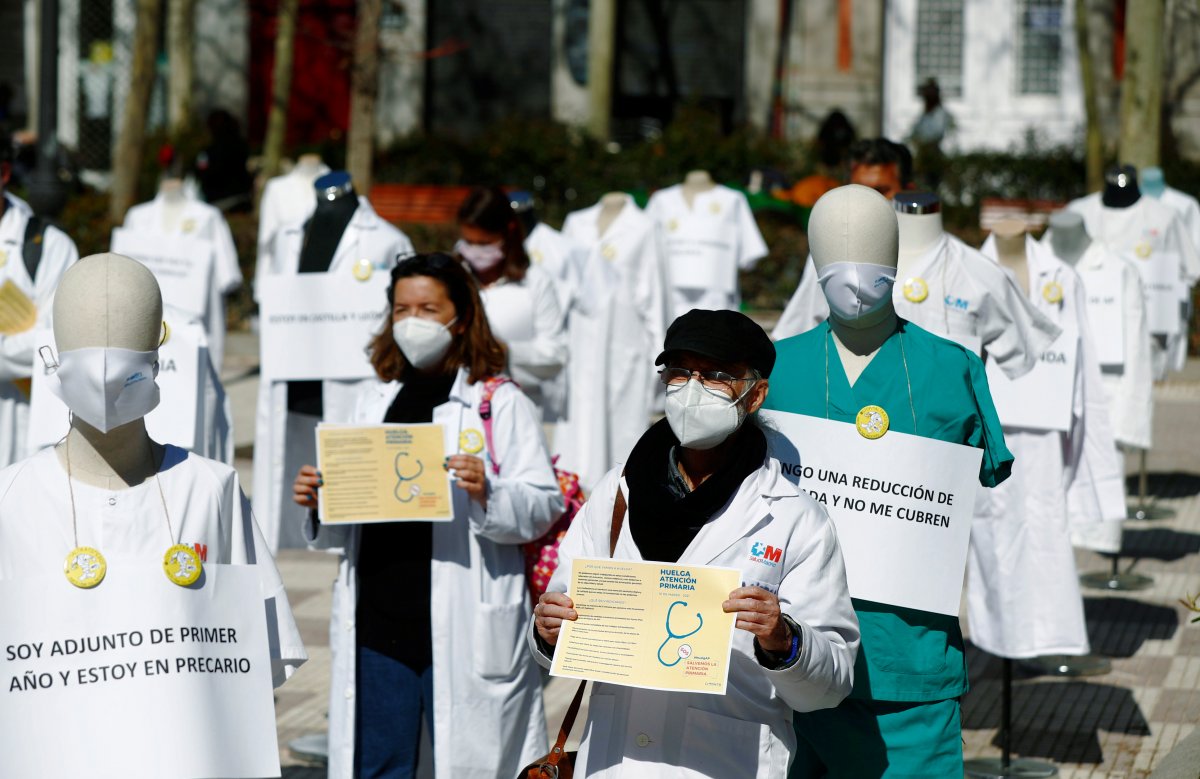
[261,0,300,182]
[110,0,162,223]
[346,0,381,194]
[1118,0,1165,169]
[1075,0,1104,192]
[167,0,196,140]
[587,0,617,141]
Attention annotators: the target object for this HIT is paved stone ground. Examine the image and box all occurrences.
[222,334,1200,777]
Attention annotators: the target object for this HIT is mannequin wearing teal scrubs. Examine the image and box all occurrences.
[773,186,1012,778]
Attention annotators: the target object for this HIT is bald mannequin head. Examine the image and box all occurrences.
[808,185,899,274]
[53,253,163,352]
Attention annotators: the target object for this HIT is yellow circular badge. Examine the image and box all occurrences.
[667,218,679,232]
[352,258,374,281]
[159,319,171,346]
[903,277,929,303]
[64,546,107,589]
[181,218,197,234]
[530,248,544,264]
[601,244,616,261]
[162,544,203,587]
[459,428,485,454]
[855,405,890,440]
[1134,242,1153,259]
[0,249,8,268]
[708,202,721,214]
[1042,281,1064,304]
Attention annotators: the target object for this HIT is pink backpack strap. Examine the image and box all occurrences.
[479,376,514,476]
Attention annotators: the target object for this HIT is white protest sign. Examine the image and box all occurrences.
[111,227,214,319]
[760,410,982,616]
[258,272,389,381]
[1077,269,1125,367]
[665,235,736,293]
[1126,250,1183,335]
[984,326,1078,432]
[0,564,280,779]
[28,322,203,451]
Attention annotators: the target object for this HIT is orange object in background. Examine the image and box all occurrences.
[785,174,842,208]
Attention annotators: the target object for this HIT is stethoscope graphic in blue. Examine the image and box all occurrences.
[393,453,424,503]
[657,600,703,667]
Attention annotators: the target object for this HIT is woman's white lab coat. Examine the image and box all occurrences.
[0,193,79,468]
[528,456,861,778]
[310,369,565,779]
[252,198,413,551]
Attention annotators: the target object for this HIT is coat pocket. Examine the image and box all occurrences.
[677,706,770,778]
[472,601,528,680]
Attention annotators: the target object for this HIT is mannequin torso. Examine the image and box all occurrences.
[52,254,164,489]
[596,192,627,236]
[1048,211,1091,266]
[896,213,944,280]
[680,170,716,209]
[990,219,1030,295]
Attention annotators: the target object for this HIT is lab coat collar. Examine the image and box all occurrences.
[348,197,385,231]
[370,366,474,412]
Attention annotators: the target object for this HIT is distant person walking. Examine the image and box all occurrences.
[908,78,954,191]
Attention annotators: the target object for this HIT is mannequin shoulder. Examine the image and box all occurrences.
[162,446,239,496]
[898,321,979,371]
[0,451,49,507]
[771,326,827,364]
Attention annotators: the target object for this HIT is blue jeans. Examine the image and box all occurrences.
[355,646,435,779]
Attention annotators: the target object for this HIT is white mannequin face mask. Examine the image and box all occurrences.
[454,239,505,273]
[45,347,161,433]
[817,262,896,322]
[664,379,751,450]
[392,316,456,370]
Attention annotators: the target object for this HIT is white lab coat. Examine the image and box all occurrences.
[1154,186,1200,372]
[525,221,584,315]
[0,193,79,468]
[645,184,768,317]
[556,198,671,489]
[528,456,860,778]
[967,237,1126,658]
[252,197,414,551]
[479,264,567,419]
[310,369,563,779]
[0,444,306,687]
[123,194,243,369]
[255,163,329,294]
[773,235,1061,379]
[1066,193,1200,379]
[1044,237,1154,450]
[163,304,235,464]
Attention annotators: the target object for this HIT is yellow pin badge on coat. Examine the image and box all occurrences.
[0,249,7,268]
[352,258,374,281]
[902,278,929,303]
[1134,242,1152,259]
[459,429,485,454]
[856,405,889,440]
[1042,281,1064,304]
[163,544,203,586]
[64,546,107,588]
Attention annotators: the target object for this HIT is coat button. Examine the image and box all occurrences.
[344,688,354,700]
[107,497,117,506]
[635,733,650,748]
[346,620,355,631]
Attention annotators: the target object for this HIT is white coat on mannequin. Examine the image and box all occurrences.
[525,221,584,315]
[1153,186,1200,372]
[967,236,1125,658]
[1044,235,1154,450]
[0,193,79,468]
[252,197,413,551]
[255,158,330,298]
[1066,192,1200,378]
[557,197,670,489]
[122,194,243,369]
[528,463,860,778]
[163,304,236,464]
[773,234,1060,379]
[646,183,768,316]
[312,371,562,779]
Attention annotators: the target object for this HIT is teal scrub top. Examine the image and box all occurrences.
[764,319,1013,702]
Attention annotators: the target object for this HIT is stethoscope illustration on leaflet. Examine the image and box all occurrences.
[657,600,704,667]
[393,453,424,503]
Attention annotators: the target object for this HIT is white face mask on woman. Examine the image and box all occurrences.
[454,239,505,273]
[664,378,751,450]
[817,261,896,323]
[45,346,161,433]
[392,316,456,370]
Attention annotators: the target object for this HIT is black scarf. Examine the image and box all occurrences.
[624,418,767,563]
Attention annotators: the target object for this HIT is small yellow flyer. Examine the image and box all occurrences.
[317,423,453,524]
[550,557,740,695]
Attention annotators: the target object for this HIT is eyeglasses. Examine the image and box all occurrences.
[658,367,757,393]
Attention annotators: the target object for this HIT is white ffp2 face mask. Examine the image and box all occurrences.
[664,379,749,450]
[45,347,161,433]
[455,239,506,273]
[817,262,897,322]
[392,316,456,370]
